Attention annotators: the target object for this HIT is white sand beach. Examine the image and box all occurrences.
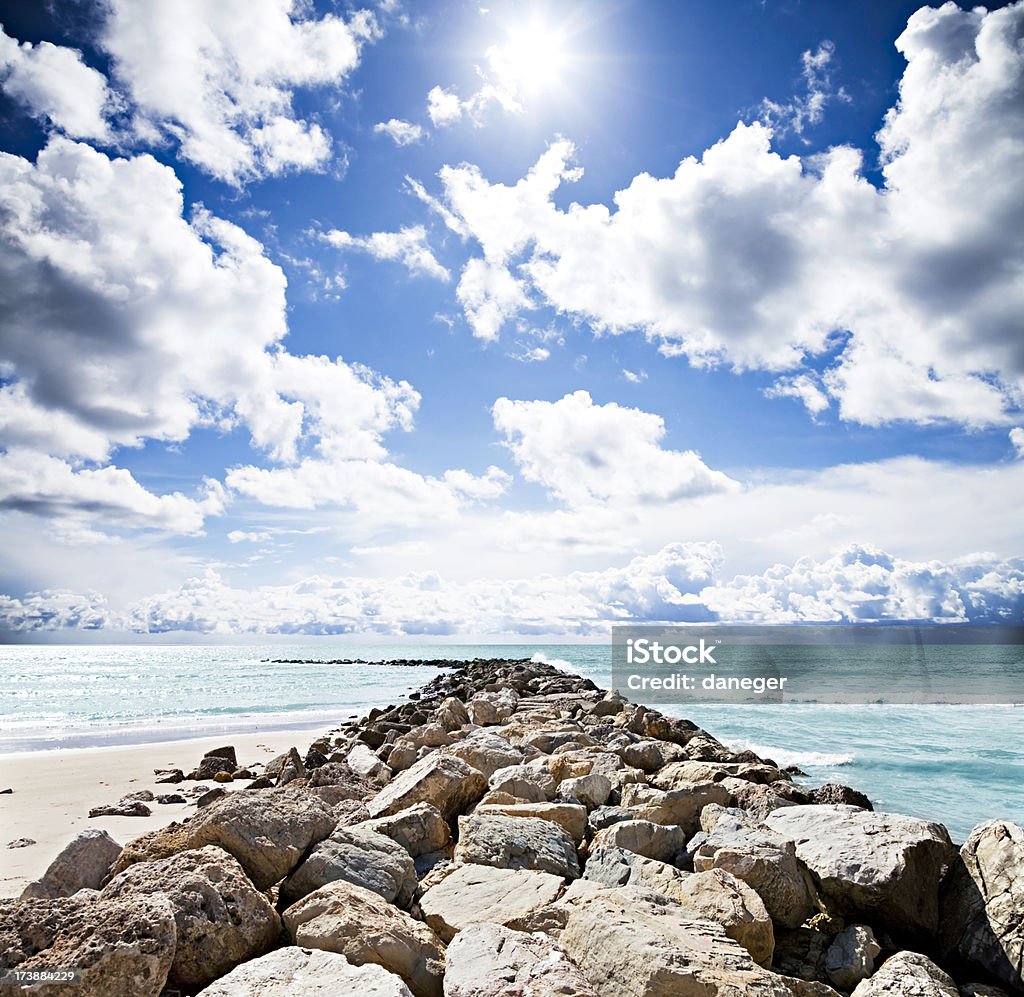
[0,728,332,898]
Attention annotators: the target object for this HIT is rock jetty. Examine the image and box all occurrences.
[1,656,1021,996]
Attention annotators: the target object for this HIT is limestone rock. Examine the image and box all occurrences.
[361,802,452,858]
[435,696,469,732]
[195,946,415,995]
[20,829,122,900]
[101,845,279,988]
[824,925,880,991]
[444,732,523,778]
[559,773,612,809]
[590,819,686,864]
[696,807,819,929]
[618,738,684,772]
[88,799,151,818]
[850,951,959,997]
[773,928,830,983]
[473,802,587,845]
[283,880,445,997]
[419,863,565,943]
[455,814,579,879]
[186,789,337,890]
[443,923,597,997]
[195,755,235,781]
[810,784,873,810]
[619,780,732,836]
[559,887,793,996]
[347,743,392,783]
[280,825,417,909]
[366,754,487,823]
[488,764,556,803]
[583,845,691,899]
[0,894,176,997]
[765,805,955,938]
[941,819,1024,992]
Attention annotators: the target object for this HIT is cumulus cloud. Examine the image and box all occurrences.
[424,2,1024,428]
[374,118,425,145]
[3,541,1018,634]
[101,0,379,184]
[322,225,450,281]
[0,27,113,140]
[492,390,737,507]
[1011,427,1024,458]
[764,374,830,417]
[703,545,1024,624]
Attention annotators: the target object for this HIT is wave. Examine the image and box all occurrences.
[530,652,574,673]
[725,739,855,769]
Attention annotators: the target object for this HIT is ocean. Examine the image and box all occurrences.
[1,641,1021,843]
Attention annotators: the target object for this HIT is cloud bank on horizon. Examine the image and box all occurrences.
[0,0,1021,635]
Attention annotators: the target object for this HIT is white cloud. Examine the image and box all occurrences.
[508,346,550,363]
[764,374,830,417]
[622,369,648,384]
[427,2,1024,428]
[758,40,849,139]
[374,118,426,145]
[492,390,737,508]
[0,589,113,632]
[101,0,379,183]
[1011,427,1024,458]
[0,28,113,140]
[322,225,450,281]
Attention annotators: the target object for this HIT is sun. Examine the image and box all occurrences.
[486,13,575,99]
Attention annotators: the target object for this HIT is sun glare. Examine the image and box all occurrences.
[487,14,575,98]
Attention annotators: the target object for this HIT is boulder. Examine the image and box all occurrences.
[195,755,235,780]
[281,825,417,909]
[721,777,798,820]
[101,845,279,988]
[590,819,686,864]
[619,781,732,836]
[186,789,337,890]
[488,764,556,803]
[618,738,684,772]
[435,696,469,732]
[20,829,122,900]
[583,845,692,899]
[696,807,819,929]
[941,819,1024,992]
[360,803,451,858]
[473,803,587,845]
[558,773,612,809]
[765,805,955,938]
[444,733,523,778]
[850,951,959,997]
[559,887,793,996]
[105,823,193,879]
[88,799,151,818]
[405,724,453,750]
[824,925,880,991]
[204,745,237,767]
[195,945,414,995]
[443,923,598,997]
[455,814,579,879]
[809,784,873,810]
[283,880,445,997]
[347,743,392,783]
[467,690,517,726]
[366,755,487,823]
[0,894,176,997]
[419,863,565,943]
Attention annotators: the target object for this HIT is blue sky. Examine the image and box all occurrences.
[0,0,1022,636]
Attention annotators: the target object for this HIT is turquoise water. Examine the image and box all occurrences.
[0,642,1021,842]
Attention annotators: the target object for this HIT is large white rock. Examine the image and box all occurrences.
[455,814,579,879]
[590,819,686,864]
[367,755,487,822]
[850,951,958,997]
[360,802,452,858]
[196,946,414,996]
[419,863,565,943]
[284,880,445,997]
[443,923,597,997]
[20,829,122,900]
[765,805,955,938]
[941,819,1024,992]
[619,781,732,835]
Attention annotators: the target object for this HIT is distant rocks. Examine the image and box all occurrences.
[88,799,152,818]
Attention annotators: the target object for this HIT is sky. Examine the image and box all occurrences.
[0,0,1022,638]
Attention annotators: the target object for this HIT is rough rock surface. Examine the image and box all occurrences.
[347,743,392,783]
[443,923,598,997]
[941,820,1024,992]
[444,733,523,778]
[488,764,557,803]
[0,894,176,997]
[825,925,881,991]
[100,845,279,988]
[185,790,337,890]
[283,880,445,997]
[360,803,452,858]
[281,825,417,909]
[455,814,580,879]
[419,863,565,943]
[367,754,487,822]
[195,946,415,996]
[619,781,732,836]
[590,819,686,864]
[850,951,959,997]
[559,773,612,809]
[473,802,587,845]
[559,887,792,996]
[20,829,122,900]
[766,805,955,937]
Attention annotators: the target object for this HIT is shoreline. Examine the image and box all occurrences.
[0,727,335,899]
